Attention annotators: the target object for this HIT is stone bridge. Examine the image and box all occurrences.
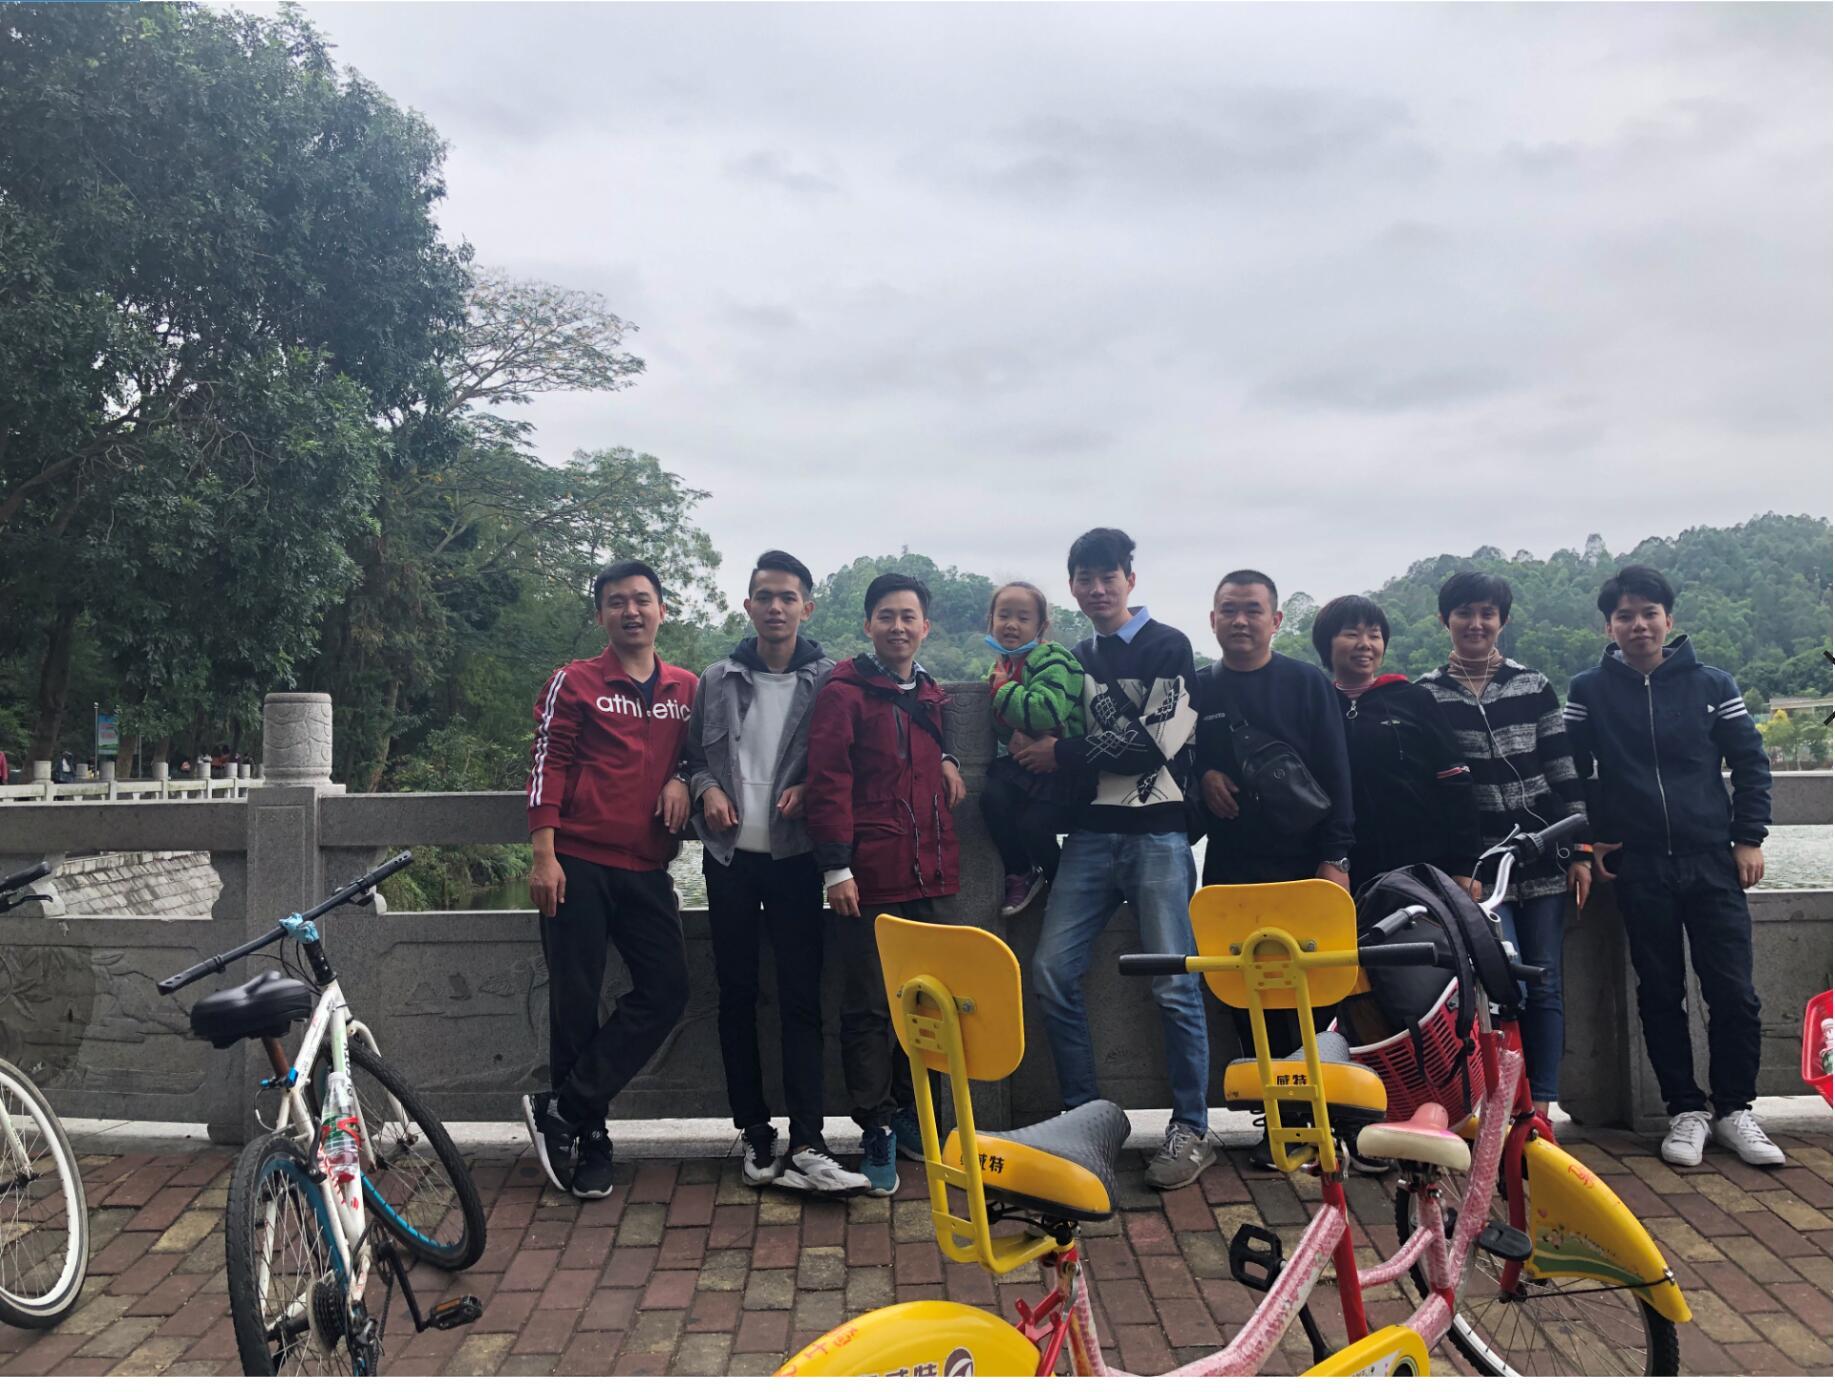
[1,690,1828,1141]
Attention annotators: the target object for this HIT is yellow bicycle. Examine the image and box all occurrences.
[777,866,1688,1376]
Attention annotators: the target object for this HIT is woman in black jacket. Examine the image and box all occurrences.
[1311,596,1483,896]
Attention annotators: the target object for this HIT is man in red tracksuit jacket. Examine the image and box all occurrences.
[521,560,697,1201]
[805,572,964,1194]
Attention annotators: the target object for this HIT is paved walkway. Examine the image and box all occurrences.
[2,1120,1829,1377]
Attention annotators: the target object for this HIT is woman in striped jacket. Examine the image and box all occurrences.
[1418,572,1589,1116]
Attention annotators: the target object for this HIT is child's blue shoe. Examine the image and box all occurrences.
[861,1125,899,1195]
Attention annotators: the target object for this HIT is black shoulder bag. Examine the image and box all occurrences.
[1208,672,1334,837]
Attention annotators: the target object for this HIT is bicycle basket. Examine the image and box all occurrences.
[1339,980,1483,1124]
[1342,865,1486,1122]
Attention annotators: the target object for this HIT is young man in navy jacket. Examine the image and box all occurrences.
[521,561,697,1200]
[1565,565,1782,1169]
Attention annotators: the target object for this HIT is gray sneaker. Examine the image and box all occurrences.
[1144,1122,1216,1190]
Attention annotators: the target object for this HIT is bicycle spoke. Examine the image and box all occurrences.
[249,1161,352,1377]
[1423,1167,1664,1375]
[0,1077,81,1309]
[348,1071,464,1251]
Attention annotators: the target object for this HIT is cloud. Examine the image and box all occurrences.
[724,149,842,197]
[289,0,1831,648]
[1258,367,1514,416]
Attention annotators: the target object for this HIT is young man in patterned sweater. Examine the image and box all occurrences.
[1010,527,1214,1190]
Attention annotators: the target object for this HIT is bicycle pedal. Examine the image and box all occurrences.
[1228,1223,1284,1293]
[1475,1220,1534,1263]
[426,1295,483,1331]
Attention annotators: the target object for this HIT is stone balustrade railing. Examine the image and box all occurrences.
[0,690,1828,1141]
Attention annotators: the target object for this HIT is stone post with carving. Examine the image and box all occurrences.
[261,693,339,788]
[209,694,344,1142]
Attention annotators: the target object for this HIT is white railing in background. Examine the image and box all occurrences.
[0,762,262,803]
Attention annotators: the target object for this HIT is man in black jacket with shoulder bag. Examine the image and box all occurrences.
[1194,570,1357,1169]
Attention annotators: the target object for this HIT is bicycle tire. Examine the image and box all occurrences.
[0,1057,89,1329]
[1394,1162,1680,1376]
[310,1042,485,1270]
[225,1130,360,1376]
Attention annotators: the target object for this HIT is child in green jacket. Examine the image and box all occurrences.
[982,582,1085,916]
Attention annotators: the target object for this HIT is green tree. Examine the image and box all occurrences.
[1275,515,1832,701]
[297,266,662,786]
[0,1,467,759]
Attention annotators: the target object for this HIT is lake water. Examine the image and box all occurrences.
[455,824,1831,913]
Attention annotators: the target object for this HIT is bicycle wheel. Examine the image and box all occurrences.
[1394,1162,1680,1375]
[225,1131,359,1376]
[311,1042,484,1270]
[0,1057,89,1328]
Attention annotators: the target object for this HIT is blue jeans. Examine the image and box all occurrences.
[1031,830,1210,1131]
[1493,892,1566,1103]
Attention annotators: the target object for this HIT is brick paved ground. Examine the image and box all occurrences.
[2,1121,1828,1377]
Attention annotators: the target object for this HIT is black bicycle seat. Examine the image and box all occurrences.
[189,970,312,1049]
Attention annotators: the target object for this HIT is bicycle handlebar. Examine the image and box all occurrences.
[302,850,414,922]
[1118,954,1190,976]
[0,860,51,896]
[1117,941,1439,977]
[1516,813,1589,864]
[156,852,414,996]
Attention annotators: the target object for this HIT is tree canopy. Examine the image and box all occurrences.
[0,1,466,763]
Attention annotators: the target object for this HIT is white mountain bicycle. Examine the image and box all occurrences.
[158,852,487,1375]
[0,861,89,1330]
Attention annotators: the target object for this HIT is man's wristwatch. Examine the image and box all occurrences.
[1324,857,1350,874]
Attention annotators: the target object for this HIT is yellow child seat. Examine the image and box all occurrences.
[1221,1030,1389,1132]
[1190,879,1389,1172]
[874,915,1129,1275]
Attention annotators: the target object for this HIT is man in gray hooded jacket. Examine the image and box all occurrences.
[685,550,867,1195]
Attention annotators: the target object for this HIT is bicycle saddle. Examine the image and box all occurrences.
[1222,1030,1388,1129]
[189,970,313,1049]
[941,1100,1129,1223]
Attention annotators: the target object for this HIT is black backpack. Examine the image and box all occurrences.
[1342,863,1514,1118]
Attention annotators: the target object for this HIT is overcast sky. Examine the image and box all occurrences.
[292,1,1831,647]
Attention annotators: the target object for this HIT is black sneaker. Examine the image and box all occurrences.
[522,1090,579,1194]
[571,1125,615,1200]
[742,1124,783,1187]
[1249,1114,1278,1172]
[1344,1133,1394,1177]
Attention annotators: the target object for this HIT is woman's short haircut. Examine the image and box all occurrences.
[1597,564,1676,618]
[1437,571,1513,623]
[1310,595,1391,667]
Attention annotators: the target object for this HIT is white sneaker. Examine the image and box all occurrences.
[1712,1109,1786,1168]
[775,1147,872,1194]
[1660,1109,1712,1167]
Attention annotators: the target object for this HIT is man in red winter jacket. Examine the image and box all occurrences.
[520,560,696,1202]
[805,572,965,1194]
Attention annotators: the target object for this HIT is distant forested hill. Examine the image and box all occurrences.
[1271,513,1832,703]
